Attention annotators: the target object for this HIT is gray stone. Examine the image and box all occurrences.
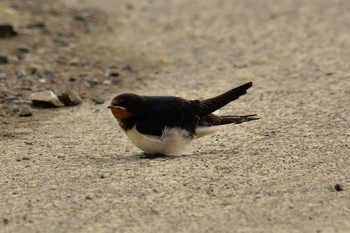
[73,11,92,21]
[0,72,6,81]
[105,65,120,77]
[14,98,32,105]
[110,76,121,85]
[16,44,32,54]
[30,90,64,107]
[30,65,55,83]
[58,90,82,106]
[105,66,121,84]
[92,95,105,104]
[18,106,32,117]
[84,78,101,88]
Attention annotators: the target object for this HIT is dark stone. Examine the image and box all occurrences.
[2,217,9,225]
[0,24,18,38]
[26,22,50,34]
[58,90,82,106]
[0,53,8,64]
[26,22,46,29]
[126,4,134,10]
[334,184,344,192]
[16,44,32,54]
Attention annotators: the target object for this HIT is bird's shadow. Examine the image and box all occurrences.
[90,153,178,166]
[137,152,182,160]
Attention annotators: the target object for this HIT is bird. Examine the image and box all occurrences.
[108,82,258,156]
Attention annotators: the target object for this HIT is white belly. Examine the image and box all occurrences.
[125,126,193,156]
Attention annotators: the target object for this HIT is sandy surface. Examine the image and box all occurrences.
[1,0,350,232]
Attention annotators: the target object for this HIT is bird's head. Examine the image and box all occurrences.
[108,93,146,120]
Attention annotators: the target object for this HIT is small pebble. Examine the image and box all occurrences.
[73,11,92,21]
[0,53,8,64]
[84,78,101,88]
[0,24,18,38]
[334,184,344,192]
[110,76,121,85]
[57,30,75,37]
[92,95,105,104]
[105,65,120,78]
[16,44,32,54]
[26,22,47,29]
[103,80,111,85]
[0,72,6,80]
[122,64,134,72]
[2,217,9,225]
[69,57,80,66]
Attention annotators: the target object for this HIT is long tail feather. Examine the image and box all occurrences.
[199,114,259,126]
[199,82,253,117]
[219,114,259,125]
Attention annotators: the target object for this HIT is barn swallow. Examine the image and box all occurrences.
[108,82,258,156]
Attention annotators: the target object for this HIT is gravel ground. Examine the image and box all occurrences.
[1,0,350,232]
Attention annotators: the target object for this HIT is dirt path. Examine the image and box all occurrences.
[1,0,350,232]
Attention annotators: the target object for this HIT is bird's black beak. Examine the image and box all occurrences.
[108,105,126,110]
